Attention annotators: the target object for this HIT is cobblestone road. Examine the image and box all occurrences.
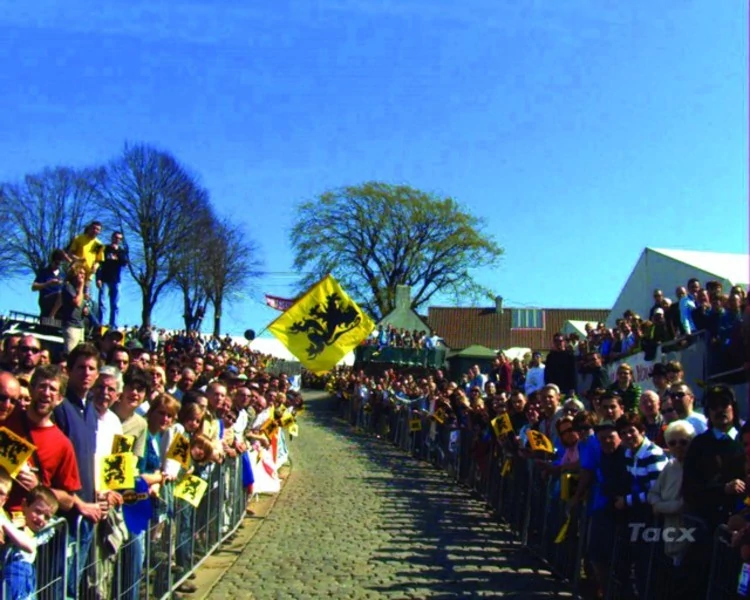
[209,394,568,599]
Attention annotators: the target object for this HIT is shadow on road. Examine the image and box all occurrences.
[300,391,571,598]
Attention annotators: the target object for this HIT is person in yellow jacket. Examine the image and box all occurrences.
[66,221,106,282]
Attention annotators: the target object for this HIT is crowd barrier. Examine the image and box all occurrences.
[1,456,248,600]
[341,394,744,600]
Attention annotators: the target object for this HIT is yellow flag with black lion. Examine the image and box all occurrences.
[269,275,375,374]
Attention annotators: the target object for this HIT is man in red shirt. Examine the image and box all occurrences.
[5,365,81,514]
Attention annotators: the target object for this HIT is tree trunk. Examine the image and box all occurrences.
[183,294,193,332]
[141,299,152,329]
[212,295,222,338]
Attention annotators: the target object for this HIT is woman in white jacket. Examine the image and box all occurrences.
[648,419,696,565]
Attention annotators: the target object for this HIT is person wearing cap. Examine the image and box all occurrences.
[649,289,665,320]
[650,308,673,343]
[524,352,545,399]
[681,385,745,592]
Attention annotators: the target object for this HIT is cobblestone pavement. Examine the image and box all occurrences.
[209,394,569,599]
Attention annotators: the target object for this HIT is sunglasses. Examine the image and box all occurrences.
[0,395,15,405]
[560,429,575,436]
[668,392,687,400]
[667,438,689,447]
[18,346,41,354]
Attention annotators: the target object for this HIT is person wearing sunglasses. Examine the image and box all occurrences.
[648,420,696,566]
[668,382,708,434]
[14,335,42,384]
[0,372,21,425]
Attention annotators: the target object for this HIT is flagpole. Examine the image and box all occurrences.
[254,273,332,340]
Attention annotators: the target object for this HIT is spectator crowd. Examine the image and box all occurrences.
[326,274,750,599]
[0,329,302,599]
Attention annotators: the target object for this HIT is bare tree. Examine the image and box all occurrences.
[172,208,215,332]
[99,144,210,327]
[204,218,262,337]
[0,167,102,275]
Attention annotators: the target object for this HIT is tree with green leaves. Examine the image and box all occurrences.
[290,182,503,321]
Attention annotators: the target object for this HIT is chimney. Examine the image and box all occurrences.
[495,295,504,314]
[395,285,411,310]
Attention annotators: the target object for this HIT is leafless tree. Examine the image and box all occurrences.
[0,167,102,275]
[204,218,262,337]
[99,143,211,327]
[172,208,215,332]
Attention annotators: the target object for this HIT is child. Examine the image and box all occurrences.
[174,434,215,583]
[1,479,60,600]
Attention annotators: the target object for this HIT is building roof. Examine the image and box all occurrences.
[448,344,498,359]
[427,307,609,352]
[649,248,749,286]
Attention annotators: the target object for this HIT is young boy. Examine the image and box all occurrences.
[0,474,60,600]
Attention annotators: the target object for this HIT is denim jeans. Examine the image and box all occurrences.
[97,280,120,328]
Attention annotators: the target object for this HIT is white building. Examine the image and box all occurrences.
[607,247,749,326]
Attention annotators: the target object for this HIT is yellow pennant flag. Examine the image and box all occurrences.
[409,418,422,432]
[175,475,208,508]
[0,427,36,478]
[527,430,556,454]
[166,433,191,470]
[288,423,299,437]
[268,274,375,374]
[280,410,295,427]
[554,515,572,544]
[500,458,512,476]
[111,434,135,455]
[101,453,136,491]
[491,413,514,439]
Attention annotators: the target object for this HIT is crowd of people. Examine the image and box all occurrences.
[325,275,750,598]
[0,330,302,599]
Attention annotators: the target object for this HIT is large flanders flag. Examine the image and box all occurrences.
[268,275,375,373]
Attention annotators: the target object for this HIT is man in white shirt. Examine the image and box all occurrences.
[668,381,708,434]
[524,352,546,398]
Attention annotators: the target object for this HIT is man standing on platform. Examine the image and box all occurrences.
[96,231,128,328]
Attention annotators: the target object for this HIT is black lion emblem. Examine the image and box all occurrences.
[289,292,362,359]
[103,455,127,485]
[171,437,190,463]
[181,477,202,499]
[0,430,31,465]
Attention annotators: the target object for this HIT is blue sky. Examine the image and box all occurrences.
[0,1,746,337]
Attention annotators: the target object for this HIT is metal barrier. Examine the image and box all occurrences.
[1,454,252,600]
[347,396,746,600]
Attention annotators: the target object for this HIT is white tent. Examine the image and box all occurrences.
[607,248,749,327]
[562,320,593,338]
[245,337,356,366]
